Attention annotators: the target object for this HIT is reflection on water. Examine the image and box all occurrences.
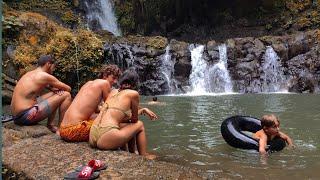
[141,94,320,179]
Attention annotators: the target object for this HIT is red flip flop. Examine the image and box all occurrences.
[64,166,100,179]
[75,159,107,172]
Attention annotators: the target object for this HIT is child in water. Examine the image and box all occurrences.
[253,114,294,155]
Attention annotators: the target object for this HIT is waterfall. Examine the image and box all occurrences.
[261,46,286,92]
[125,44,134,67]
[207,44,233,93]
[189,45,208,94]
[160,45,176,93]
[188,44,233,95]
[84,0,121,36]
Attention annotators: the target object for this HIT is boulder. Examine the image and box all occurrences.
[2,124,210,179]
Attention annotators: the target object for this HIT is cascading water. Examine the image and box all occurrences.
[207,44,233,93]
[160,45,176,93]
[261,46,287,92]
[188,44,233,94]
[189,45,208,94]
[84,0,121,36]
[125,44,134,67]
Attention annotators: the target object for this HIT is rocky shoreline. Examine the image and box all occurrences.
[2,122,212,179]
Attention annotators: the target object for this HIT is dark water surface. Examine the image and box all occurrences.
[141,94,320,179]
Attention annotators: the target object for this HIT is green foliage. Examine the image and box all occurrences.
[47,30,104,84]
[265,23,273,31]
[3,11,105,86]
[4,0,71,13]
[4,0,81,28]
[274,0,286,11]
[115,1,135,34]
[61,10,78,24]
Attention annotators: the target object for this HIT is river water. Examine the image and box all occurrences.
[141,94,320,179]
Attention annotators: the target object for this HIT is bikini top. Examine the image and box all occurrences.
[98,91,132,124]
[103,103,132,118]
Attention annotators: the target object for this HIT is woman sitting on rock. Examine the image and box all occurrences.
[89,68,158,159]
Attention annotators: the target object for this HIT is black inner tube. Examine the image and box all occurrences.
[221,115,286,152]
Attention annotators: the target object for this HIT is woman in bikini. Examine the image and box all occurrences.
[89,68,158,159]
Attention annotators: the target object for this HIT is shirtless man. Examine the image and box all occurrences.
[11,55,72,133]
[59,65,121,142]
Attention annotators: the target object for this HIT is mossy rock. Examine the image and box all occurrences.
[146,36,168,49]
[3,10,105,88]
[296,17,313,30]
[285,0,312,13]
[4,0,82,28]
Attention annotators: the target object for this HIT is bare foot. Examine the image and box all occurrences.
[55,129,60,136]
[144,153,157,160]
[47,125,58,133]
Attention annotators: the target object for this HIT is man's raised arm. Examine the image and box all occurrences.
[43,73,71,92]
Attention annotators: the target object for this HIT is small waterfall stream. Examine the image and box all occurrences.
[84,0,121,36]
[188,44,233,94]
[207,44,233,93]
[189,45,208,94]
[160,45,176,93]
[261,46,287,92]
[125,44,134,67]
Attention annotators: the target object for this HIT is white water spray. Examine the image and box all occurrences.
[188,44,233,95]
[189,45,208,94]
[84,0,121,36]
[161,45,176,93]
[207,44,233,93]
[261,46,287,92]
[125,44,134,67]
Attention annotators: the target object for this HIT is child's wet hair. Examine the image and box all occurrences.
[261,114,279,128]
[152,96,157,101]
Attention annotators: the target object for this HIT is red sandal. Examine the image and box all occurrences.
[76,159,107,172]
[64,165,100,179]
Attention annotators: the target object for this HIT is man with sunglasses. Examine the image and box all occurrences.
[11,55,72,133]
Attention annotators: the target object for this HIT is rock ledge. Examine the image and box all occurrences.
[2,123,210,179]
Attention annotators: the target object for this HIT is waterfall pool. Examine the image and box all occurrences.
[141,94,320,179]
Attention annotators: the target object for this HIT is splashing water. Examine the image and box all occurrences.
[189,45,208,94]
[261,46,287,92]
[207,44,233,93]
[125,44,134,67]
[160,45,177,93]
[84,0,121,36]
[188,44,233,95]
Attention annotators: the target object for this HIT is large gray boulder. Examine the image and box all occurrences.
[2,123,211,179]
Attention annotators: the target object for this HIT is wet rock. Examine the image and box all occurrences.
[2,73,17,105]
[108,30,319,94]
[2,126,209,179]
[286,45,320,92]
[2,122,52,147]
[287,32,311,59]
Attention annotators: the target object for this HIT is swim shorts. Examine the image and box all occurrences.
[59,120,94,142]
[13,97,51,125]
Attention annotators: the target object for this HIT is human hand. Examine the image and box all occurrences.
[54,90,64,96]
[143,108,158,120]
[287,144,296,149]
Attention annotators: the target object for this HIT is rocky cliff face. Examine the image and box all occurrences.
[103,30,320,94]
[2,1,320,104]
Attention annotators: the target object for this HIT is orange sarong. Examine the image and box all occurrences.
[59,120,94,142]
